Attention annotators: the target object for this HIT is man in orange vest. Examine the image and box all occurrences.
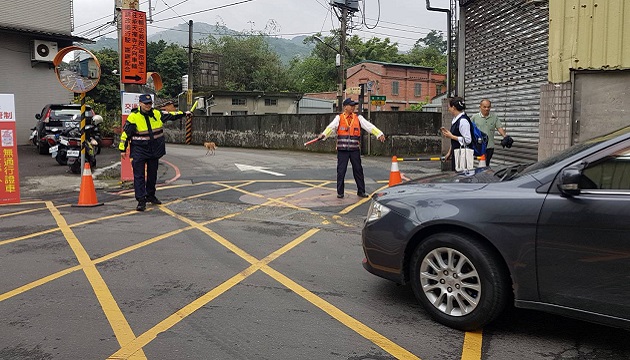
[317,98,386,198]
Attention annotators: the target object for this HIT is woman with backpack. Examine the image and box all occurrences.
[441,97,473,171]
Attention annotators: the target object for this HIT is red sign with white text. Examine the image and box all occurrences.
[0,94,20,204]
[121,9,147,84]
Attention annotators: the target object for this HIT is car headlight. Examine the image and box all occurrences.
[366,200,391,223]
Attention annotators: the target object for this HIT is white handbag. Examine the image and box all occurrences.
[454,147,474,172]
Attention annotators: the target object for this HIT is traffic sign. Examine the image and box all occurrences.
[121,9,147,84]
[370,95,386,106]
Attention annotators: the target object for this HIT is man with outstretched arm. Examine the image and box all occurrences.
[317,98,385,199]
[119,94,192,211]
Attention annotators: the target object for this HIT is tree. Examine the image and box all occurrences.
[402,30,447,74]
[345,35,402,65]
[87,48,120,111]
[154,43,188,98]
[416,30,447,54]
[197,34,292,92]
[146,40,168,72]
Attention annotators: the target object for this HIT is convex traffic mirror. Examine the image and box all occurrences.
[53,46,101,93]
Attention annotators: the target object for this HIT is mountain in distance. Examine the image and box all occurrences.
[86,22,313,64]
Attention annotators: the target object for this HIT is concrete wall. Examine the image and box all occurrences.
[164,111,443,156]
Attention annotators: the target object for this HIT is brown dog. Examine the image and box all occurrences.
[204,141,217,155]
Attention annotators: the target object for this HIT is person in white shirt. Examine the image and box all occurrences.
[441,97,472,171]
[317,98,385,198]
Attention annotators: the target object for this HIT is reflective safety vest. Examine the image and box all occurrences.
[336,113,361,151]
[119,108,185,159]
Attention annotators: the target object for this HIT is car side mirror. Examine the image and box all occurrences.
[558,167,582,196]
[35,114,41,120]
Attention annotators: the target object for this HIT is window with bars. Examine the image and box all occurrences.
[264,99,278,106]
[392,81,399,95]
[231,111,248,115]
[414,83,422,97]
[232,98,246,106]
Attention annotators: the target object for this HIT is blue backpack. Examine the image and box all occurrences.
[466,118,489,156]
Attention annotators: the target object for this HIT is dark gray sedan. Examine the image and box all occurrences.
[362,126,630,331]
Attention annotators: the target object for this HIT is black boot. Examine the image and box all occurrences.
[146,195,162,205]
[136,199,147,211]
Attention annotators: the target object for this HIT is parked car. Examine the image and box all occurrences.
[32,104,95,154]
[362,125,630,331]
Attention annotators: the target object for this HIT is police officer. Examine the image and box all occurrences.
[317,98,385,198]
[119,94,191,211]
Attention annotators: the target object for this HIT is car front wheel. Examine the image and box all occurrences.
[409,232,509,331]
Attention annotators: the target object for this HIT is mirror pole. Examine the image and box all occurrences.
[80,92,86,172]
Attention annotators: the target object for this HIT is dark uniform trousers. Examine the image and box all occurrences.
[132,157,159,201]
[337,149,365,195]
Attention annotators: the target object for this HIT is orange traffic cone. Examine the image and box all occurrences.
[74,162,104,207]
[388,156,402,187]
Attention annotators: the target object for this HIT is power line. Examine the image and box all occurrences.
[153,0,258,23]
[147,24,320,38]
[159,0,189,25]
[152,0,190,17]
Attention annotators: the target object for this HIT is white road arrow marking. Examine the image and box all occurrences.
[234,163,286,177]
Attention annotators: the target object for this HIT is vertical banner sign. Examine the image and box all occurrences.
[120,92,154,181]
[121,9,147,84]
[0,94,20,204]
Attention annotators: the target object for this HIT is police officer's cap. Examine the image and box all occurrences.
[138,94,153,104]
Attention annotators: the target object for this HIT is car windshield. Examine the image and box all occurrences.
[516,125,630,177]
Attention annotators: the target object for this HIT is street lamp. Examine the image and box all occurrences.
[313,36,343,112]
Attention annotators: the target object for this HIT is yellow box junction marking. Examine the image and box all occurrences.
[0,180,483,360]
[44,202,147,360]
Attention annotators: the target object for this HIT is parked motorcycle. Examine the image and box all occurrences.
[48,122,98,173]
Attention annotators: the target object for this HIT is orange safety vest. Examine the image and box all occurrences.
[336,113,361,151]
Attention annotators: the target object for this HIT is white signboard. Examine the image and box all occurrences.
[121,92,154,115]
[0,94,16,122]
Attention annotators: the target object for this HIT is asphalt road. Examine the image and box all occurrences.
[2,143,629,359]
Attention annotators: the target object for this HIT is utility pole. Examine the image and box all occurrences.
[187,20,194,107]
[337,7,347,112]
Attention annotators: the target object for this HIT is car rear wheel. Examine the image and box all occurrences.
[409,232,509,331]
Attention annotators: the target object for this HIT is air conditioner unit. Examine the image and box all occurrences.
[32,40,58,62]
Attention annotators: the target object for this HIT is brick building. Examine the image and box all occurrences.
[346,60,446,111]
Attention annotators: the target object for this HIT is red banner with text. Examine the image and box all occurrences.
[0,94,20,204]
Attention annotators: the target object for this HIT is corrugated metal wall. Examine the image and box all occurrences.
[463,0,549,165]
[1,0,72,34]
[549,0,630,83]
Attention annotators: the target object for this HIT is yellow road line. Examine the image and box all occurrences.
[6,180,427,359]
[0,200,46,206]
[0,265,81,302]
[461,330,482,360]
[44,202,147,360]
[108,264,260,359]
[0,212,242,303]
[114,206,420,359]
[0,209,141,247]
[109,225,321,359]
[261,266,420,360]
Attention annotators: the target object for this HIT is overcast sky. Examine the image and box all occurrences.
[72,0,451,51]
